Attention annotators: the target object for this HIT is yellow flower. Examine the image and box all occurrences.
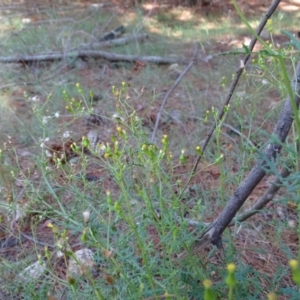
[267,292,277,300]
[227,263,236,273]
[267,19,273,33]
[203,279,212,289]
[47,222,54,228]
[289,259,298,270]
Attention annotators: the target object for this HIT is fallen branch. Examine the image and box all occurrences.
[80,33,149,49]
[0,50,187,65]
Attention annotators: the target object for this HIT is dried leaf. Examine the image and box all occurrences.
[102,248,113,258]
[105,274,114,285]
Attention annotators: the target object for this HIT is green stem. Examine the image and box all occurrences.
[231,0,275,54]
[278,57,300,136]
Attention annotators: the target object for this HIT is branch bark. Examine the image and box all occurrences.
[229,166,291,226]
[0,50,187,65]
[194,61,300,250]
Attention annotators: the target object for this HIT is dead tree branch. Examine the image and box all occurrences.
[0,49,187,65]
[190,61,300,253]
[80,34,149,49]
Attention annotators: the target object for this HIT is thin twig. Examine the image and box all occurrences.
[181,165,291,229]
[150,60,194,143]
[0,231,83,250]
[182,0,281,193]
[230,166,291,226]
[150,61,194,143]
[222,123,256,149]
[20,232,55,248]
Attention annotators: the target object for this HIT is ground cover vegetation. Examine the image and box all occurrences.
[0,0,300,299]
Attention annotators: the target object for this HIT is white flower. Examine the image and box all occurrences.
[54,111,60,118]
[56,250,63,258]
[40,137,49,148]
[63,131,71,139]
[97,143,106,155]
[42,116,50,124]
[22,18,31,24]
[112,113,125,122]
[82,210,90,223]
[45,150,52,157]
[30,96,40,102]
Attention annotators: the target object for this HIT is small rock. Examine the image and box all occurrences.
[18,260,46,281]
[288,219,296,228]
[168,63,181,80]
[87,130,101,151]
[68,248,94,275]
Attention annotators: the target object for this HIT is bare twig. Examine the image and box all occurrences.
[150,42,198,142]
[230,166,291,226]
[184,0,281,190]
[20,232,55,248]
[182,165,291,231]
[0,231,83,250]
[0,50,187,65]
[222,123,256,149]
[150,61,194,143]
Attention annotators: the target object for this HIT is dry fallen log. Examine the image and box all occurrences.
[0,49,188,65]
[80,34,149,49]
